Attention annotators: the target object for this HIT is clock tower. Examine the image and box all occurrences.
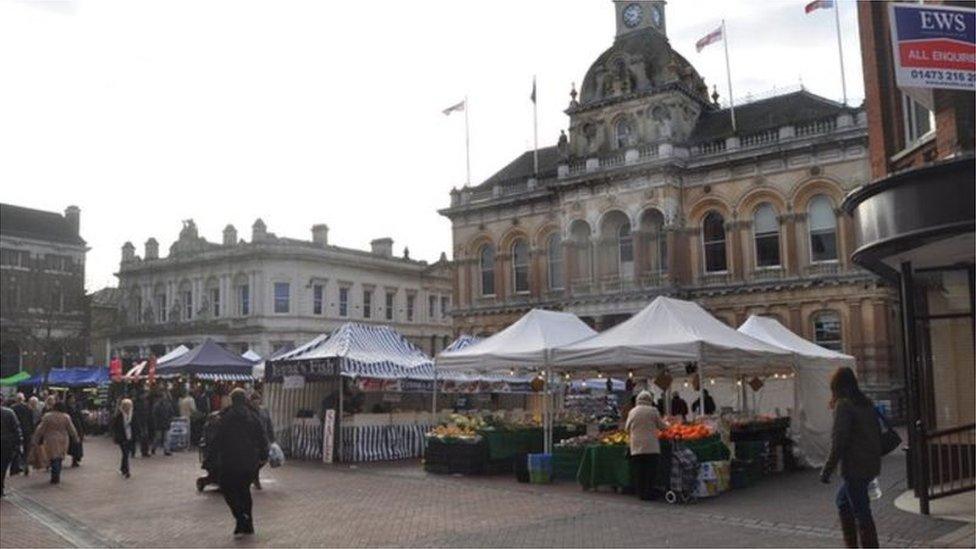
[615,1,666,38]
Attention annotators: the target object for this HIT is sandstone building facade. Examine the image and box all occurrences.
[112,219,453,359]
[440,1,903,411]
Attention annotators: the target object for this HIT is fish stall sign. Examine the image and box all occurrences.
[888,3,976,92]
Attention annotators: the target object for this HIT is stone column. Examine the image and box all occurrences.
[724,221,740,280]
[793,213,809,276]
[632,230,645,284]
[495,252,508,298]
[669,226,690,286]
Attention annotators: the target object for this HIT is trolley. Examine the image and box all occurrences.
[664,442,699,504]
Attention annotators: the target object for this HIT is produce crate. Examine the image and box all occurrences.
[552,446,585,481]
[425,438,487,475]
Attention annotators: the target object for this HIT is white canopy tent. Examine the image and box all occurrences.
[242,349,262,362]
[551,296,793,372]
[157,345,190,365]
[738,315,856,467]
[436,309,598,452]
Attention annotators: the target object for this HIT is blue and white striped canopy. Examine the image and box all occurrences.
[443,334,482,353]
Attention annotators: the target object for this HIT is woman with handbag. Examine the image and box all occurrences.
[31,402,79,485]
[625,390,669,501]
[820,367,883,548]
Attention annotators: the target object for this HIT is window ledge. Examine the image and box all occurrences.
[890,132,936,164]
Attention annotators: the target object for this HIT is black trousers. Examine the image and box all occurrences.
[119,441,134,474]
[630,453,660,501]
[1,444,14,492]
[220,469,254,526]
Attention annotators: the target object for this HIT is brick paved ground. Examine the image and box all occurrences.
[1,437,968,548]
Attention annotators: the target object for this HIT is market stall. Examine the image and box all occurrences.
[155,339,257,382]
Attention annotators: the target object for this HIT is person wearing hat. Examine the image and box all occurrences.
[625,390,669,501]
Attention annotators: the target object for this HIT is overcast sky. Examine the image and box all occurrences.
[0,0,864,292]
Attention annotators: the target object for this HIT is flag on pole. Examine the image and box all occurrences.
[804,0,834,14]
[695,26,723,52]
[442,100,465,116]
[530,78,536,104]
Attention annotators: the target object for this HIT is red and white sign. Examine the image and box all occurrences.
[889,3,976,92]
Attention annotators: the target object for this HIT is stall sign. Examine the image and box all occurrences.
[888,3,976,92]
[322,409,335,464]
[267,360,336,381]
[282,375,305,390]
[400,379,434,393]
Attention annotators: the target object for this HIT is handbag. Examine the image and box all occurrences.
[28,443,48,470]
[268,442,285,468]
[875,408,902,456]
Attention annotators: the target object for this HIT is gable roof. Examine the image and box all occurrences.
[0,203,85,246]
[690,90,852,143]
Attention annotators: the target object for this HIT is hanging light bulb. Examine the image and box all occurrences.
[737,380,743,386]
[683,381,689,388]
[628,370,634,379]
[710,378,715,385]
[510,369,515,376]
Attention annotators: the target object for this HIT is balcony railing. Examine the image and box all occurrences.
[751,267,787,281]
[796,118,837,137]
[697,139,727,155]
[805,262,841,277]
[741,129,779,148]
[919,423,976,513]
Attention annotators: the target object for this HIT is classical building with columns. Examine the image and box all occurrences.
[439,1,903,412]
[112,219,453,359]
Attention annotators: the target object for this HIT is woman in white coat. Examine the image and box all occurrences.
[625,390,669,501]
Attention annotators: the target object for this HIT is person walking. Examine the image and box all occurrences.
[133,392,151,457]
[28,396,42,427]
[1,403,22,496]
[151,391,175,456]
[820,367,882,548]
[249,392,274,490]
[11,394,34,476]
[213,388,268,537]
[111,399,138,478]
[624,390,669,501]
[178,390,197,419]
[31,402,79,485]
[65,393,85,467]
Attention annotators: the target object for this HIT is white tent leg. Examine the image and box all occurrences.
[432,367,438,416]
[698,364,706,419]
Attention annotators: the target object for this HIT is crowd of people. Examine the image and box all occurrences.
[0,382,276,539]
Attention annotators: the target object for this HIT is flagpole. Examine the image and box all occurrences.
[833,1,848,105]
[464,95,471,186]
[722,19,737,133]
[532,76,539,175]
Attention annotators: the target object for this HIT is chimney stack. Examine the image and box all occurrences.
[144,238,159,260]
[370,238,393,257]
[121,241,136,263]
[311,224,329,246]
[64,205,80,236]
[223,224,238,246]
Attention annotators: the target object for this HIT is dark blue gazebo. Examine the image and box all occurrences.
[156,338,257,381]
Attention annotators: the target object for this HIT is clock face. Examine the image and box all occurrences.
[622,3,642,28]
[651,5,663,26]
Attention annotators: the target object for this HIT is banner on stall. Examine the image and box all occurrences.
[282,375,305,390]
[888,3,975,95]
[322,409,335,464]
[267,359,337,382]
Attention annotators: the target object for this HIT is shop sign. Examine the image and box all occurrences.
[888,3,976,92]
[282,375,305,390]
[267,360,336,381]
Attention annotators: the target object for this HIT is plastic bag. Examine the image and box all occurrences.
[268,442,285,468]
[868,478,882,500]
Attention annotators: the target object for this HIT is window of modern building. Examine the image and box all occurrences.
[702,211,727,273]
[618,222,634,265]
[339,287,349,317]
[210,288,220,318]
[813,311,843,351]
[237,284,249,316]
[182,290,193,321]
[440,296,449,318]
[363,289,372,319]
[753,203,781,268]
[428,295,437,320]
[546,233,564,290]
[313,284,324,315]
[480,245,495,296]
[902,92,935,146]
[808,195,838,262]
[512,239,530,294]
[273,282,290,314]
[385,291,395,321]
[406,294,415,322]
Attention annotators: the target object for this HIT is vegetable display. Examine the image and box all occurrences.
[658,423,713,441]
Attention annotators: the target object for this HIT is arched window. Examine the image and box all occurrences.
[546,234,564,290]
[813,311,843,351]
[618,222,633,265]
[640,209,667,274]
[570,220,593,283]
[479,245,495,296]
[512,239,530,294]
[753,203,781,267]
[808,195,838,262]
[615,118,634,149]
[702,212,727,273]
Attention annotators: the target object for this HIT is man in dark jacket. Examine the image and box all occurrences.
[691,389,717,415]
[1,404,23,495]
[10,394,33,476]
[151,391,175,456]
[214,388,268,537]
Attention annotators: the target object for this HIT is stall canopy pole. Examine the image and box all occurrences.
[545,365,553,454]
[698,363,706,419]
[337,367,344,464]
[432,363,438,416]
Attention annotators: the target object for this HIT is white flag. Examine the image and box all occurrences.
[442,100,465,116]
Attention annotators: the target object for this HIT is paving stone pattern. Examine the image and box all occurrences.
[0,437,964,548]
